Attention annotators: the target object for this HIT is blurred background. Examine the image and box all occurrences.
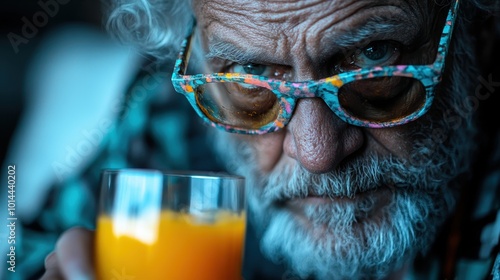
[0,1,222,278]
[1,0,119,177]
[1,1,123,279]
[1,0,105,164]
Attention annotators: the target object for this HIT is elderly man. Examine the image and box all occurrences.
[40,0,499,279]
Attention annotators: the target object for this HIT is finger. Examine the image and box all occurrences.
[40,251,63,280]
[40,266,64,280]
[39,268,64,280]
[44,251,58,269]
[55,227,95,280]
[40,252,61,280]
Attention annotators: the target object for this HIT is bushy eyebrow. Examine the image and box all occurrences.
[204,16,417,64]
[332,16,416,49]
[204,38,260,64]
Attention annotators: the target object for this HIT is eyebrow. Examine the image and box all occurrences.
[332,16,417,49]
[204,15,419,64]
[204,38,262,64]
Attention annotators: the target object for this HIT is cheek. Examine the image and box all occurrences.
[239,131,286,172]
[365,125,414,158]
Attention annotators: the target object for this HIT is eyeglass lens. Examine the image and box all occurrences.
[337,77,426,123]
[194,76,426,129]
[195,82,280,129]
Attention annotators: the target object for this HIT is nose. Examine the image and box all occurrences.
[283,98,364,173]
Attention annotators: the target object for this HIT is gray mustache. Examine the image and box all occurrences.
[261,157,385,201]
[259,155,451,203]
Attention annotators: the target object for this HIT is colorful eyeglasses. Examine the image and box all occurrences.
[171,0,459,135]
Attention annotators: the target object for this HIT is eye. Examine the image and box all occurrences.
[231,63,271,76]
[339,41,401,71]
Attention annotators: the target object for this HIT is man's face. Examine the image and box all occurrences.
[193,0,475,278]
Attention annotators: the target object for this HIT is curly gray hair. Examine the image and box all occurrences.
[104,0,498,60]
[105,0,193,59]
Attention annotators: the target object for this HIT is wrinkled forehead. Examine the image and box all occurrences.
[194,0,423,24]
[192,0,438,64]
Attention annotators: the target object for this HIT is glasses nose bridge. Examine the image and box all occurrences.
[281,79,343,120]
[285,80,324,100]
[291,78,342,108]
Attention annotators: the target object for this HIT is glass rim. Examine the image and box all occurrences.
[100,168,245,180]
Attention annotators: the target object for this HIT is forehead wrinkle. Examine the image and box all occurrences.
[196,3,295,65]
[196,0,438,74]
[280,1,365,70]
[316,2,415,41]
[285,2,423,71]
[202,1,408,70]
[199,0,361,36]
[248,0,348,24]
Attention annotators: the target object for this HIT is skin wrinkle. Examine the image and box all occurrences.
[298,4,422,75]
[364,126,412,158]
[284,2,348,79]
[241,131,286,172]
[313,2,414,44]
[284,98,366,173]
[290,99,342,173]
[221,0,345,25]
[195,1,477,276]
[196,0,434,176]
[198,1,427,81]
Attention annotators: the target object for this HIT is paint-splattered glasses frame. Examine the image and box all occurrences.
[171,0,459,135]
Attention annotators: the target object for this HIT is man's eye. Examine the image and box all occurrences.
[228,63,291,82]
[339,41,401,71]
[231,63,270,76]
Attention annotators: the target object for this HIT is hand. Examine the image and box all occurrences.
[40,227,95,280]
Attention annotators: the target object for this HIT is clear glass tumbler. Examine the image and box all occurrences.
[94,169,246,280]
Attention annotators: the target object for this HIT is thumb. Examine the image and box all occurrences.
[55,227,95,280]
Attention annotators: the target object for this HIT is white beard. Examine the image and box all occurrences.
[210,52,477,279]
[211,112,475,279]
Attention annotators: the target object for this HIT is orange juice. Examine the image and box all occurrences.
[95,210,246,280]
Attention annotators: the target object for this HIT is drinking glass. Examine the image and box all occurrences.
[94,169,246,280]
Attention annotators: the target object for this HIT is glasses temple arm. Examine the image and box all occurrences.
[176,19,197,76]
[438,0,460,65]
